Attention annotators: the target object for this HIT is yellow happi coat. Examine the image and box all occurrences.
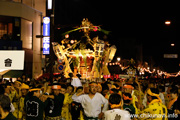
[61,93,73,120]
[140,99,168,120]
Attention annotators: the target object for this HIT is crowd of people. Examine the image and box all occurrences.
[0,73,180,120]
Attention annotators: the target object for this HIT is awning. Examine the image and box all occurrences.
[0,69,10,75]
[3,70,24,78]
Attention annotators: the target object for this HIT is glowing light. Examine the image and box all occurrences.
[165,20,171,25]
[171,43,175,46]
[67,44,71,47]
[48,0,52,10]
[117,57,121,62]
[65,34,69,38]
[70,40,75,44]
[93,26,98,31]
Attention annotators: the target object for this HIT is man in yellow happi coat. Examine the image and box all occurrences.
[139,88,168,120]
[123,84,139,114]
[19,83,29,120]
[60,84,73,120]
[9,80,21,118]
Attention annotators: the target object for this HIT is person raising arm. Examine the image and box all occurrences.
[72,82,108,120]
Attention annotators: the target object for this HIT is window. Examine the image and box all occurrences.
[0,16,13,40]
[0,23,8,39]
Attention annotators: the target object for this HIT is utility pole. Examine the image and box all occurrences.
[46,0,55,82]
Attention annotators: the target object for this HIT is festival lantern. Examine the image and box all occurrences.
[108,45,117,62]
[94,40,105,57]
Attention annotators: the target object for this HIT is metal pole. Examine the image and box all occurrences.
[49,0,55,83]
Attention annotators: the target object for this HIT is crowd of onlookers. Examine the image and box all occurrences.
[0,73,180,120]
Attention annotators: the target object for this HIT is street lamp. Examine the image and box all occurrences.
[47,0,53,10]
[171,43,175,47]
[165,20,171,26]
[117,57,121,62]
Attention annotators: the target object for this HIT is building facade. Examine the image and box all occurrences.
[0,0,46,78]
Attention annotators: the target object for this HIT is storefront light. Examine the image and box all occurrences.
[48,0,52,10]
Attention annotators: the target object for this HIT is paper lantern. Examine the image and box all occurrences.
[94,40,105,57]
[108,45,117,62]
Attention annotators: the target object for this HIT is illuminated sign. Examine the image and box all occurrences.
[43,17,50,36]
[48,0,52,10]
[164,54,178,58]
[0,51,25,70]
[43,37,50,54]
[43,17,50,55]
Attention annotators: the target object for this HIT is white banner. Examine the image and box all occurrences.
[0,51,25,70]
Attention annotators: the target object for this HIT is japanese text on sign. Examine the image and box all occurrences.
[43,17,50,55]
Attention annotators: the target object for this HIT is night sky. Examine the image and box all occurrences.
[54,0,180,72]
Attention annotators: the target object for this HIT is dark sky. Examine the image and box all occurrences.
[54,0,180,72]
